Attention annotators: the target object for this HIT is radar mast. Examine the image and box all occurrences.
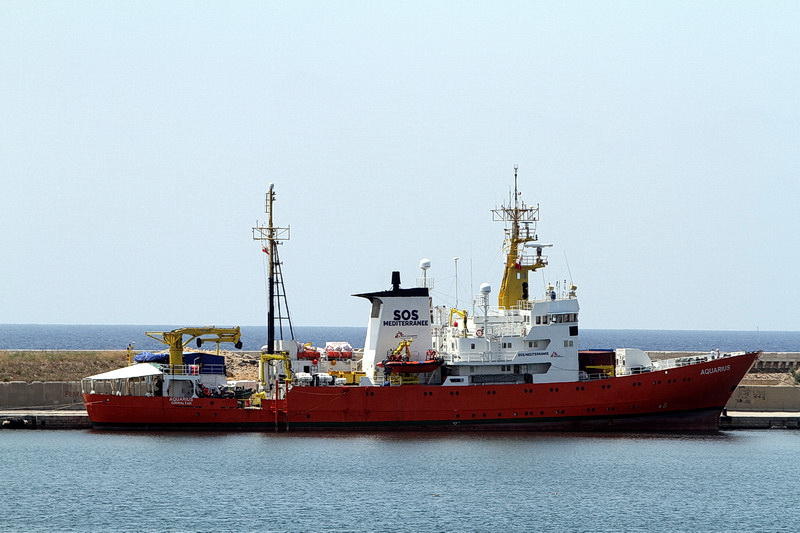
[252,184,294,354]
[492,166,548,308]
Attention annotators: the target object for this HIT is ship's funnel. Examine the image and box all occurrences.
[355,273,432,381]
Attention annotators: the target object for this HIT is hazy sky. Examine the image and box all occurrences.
[2,1,798,331]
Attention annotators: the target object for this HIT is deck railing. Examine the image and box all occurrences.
[155,363,226,375]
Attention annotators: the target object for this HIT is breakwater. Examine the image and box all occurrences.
[0,380,85,410]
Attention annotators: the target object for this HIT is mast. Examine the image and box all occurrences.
[492,166,548,308]
[252,184,293,354]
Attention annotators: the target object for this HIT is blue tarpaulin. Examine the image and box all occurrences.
[182,352,224,367]
[133,351,169,363]
[132,351,225,373]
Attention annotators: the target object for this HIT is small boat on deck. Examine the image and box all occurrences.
[377,339,444,374]
[379,358,445,374]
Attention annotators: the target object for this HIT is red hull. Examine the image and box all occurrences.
[84,351,759,432]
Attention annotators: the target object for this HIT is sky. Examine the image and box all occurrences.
[1,1,798,331]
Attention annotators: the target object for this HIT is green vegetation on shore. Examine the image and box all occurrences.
[0,350,127,382]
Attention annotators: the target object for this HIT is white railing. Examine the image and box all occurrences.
[447,351,516,364]
[614,366,654,377]
[579,372,612,382]
[652,356,710,371]
[156,363,226,375]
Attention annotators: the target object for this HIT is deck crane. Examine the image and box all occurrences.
[144,327,243,371]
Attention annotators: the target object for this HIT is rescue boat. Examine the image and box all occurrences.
[82,175,759,431]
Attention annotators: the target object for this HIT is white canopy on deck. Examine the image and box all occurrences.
[86,363,164,380]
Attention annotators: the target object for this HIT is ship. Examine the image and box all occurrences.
[82,174,759,431]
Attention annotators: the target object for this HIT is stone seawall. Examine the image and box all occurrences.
[0,381,84,410]
[726,385,800,411]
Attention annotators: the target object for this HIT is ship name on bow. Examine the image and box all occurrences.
[700,364,731,376]
[169,397,194,406]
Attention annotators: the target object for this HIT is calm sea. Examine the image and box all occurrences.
[2,326,799,532]
[1,324,799,352]
[0,430,798,532]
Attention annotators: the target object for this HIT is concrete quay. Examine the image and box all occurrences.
[0,409,91,429]
[1,409,798,430]
[719,411,800,429]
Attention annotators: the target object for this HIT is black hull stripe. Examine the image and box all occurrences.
[91,406,724,432]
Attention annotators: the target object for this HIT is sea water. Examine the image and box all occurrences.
[1,324,798,352]
[1,326,799,532]
[0,430,798,532]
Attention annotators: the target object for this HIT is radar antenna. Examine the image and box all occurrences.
[492,166,549,308]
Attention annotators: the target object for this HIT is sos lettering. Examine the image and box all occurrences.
[393,309,419,321]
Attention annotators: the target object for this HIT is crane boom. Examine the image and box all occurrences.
[145,327,243,370]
